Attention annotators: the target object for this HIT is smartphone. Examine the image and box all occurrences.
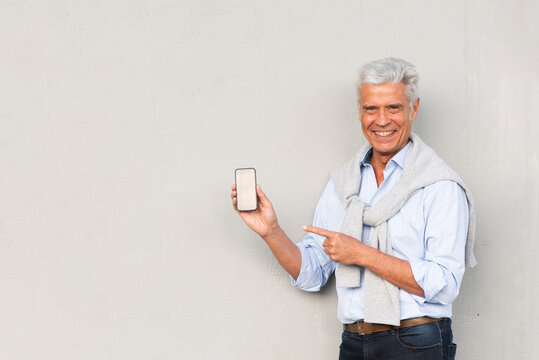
[235,168,257,212]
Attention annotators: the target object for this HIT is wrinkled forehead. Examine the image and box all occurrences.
[358,82,408,105]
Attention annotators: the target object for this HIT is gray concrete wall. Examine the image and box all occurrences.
[1,0,537,359]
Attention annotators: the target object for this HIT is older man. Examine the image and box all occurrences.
[231,57,475,360]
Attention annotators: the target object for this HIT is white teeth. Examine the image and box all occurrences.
[375,131,394,137]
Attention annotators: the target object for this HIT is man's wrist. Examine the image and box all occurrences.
[261,223,283,242]
[355,243,379,268]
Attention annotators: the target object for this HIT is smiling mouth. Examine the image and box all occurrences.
[374,130,396,137]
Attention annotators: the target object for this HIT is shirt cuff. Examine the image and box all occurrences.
[289,244,307,287]
[289,243,323,292]
[409,259,447,303]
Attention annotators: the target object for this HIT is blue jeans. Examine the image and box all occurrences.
[339,318,457,360]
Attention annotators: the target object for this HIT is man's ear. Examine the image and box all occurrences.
[411,98,420,121]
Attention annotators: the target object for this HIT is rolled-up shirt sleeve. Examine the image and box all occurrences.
[409,180,469,305]
[290,180,340,292]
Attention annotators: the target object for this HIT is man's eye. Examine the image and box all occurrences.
[364,107,377,114]
[387,106,402,114]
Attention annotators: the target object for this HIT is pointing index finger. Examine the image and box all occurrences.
[302,225,335,238]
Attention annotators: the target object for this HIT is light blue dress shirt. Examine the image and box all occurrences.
[291,142,469,324]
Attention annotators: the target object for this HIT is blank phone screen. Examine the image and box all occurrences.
[235,168,257,211]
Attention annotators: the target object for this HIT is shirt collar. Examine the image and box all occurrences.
[359,140,412,169]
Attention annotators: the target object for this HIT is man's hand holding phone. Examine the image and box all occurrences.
[231,182,279,238]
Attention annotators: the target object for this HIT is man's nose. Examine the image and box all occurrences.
[375,109,391,126]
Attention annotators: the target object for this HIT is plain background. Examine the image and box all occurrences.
[1,1,538,359]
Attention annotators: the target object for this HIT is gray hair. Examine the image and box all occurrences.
[357,57,419,108]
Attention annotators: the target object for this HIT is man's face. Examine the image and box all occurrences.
[359,82,419,162]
